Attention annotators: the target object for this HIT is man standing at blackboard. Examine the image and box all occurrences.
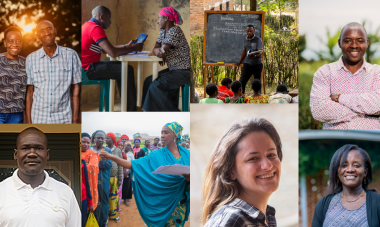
[234,25,263,94]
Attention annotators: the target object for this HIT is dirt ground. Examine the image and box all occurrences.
[108,197,190,227]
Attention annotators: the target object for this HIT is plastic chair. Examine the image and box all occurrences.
[81,68,110,112]
[177,83,190,112]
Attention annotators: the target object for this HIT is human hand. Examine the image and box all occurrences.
[159,58,166,66]
[156,49,166,59]
[132,43,144,52]
[233,62,241,66]
[99,151,111,160]
[117,181,121,187]
[88,206,94,213]
[330,93,341,102]
[182,173,190,182]
[125,39,137,47]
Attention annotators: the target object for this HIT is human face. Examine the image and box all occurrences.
[134,140,140,148]
[36,21,56,46]
[126,144,132,151]
[161,126,176,146]
[231,131,281,197]
[122,138,127,143]
[117,142,124,151]
[105,136,114,146]
[157,14,167,30]
[338,150,367,190]
[81,137,91,152]
[145,141,151,147]
[14,131,50,176]
[246,27,255,38]
[100,12,111,30]
[338,27,368,65]
[154,138,159,145]
[95,134,105,147]
[4,31,22,58]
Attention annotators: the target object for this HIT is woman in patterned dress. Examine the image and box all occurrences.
[141,7,190,111]
[311,145,380,227]
[0,26,27,123]
[99,122,190,227]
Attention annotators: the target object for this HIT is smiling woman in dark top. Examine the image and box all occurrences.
[0,26,27,123]
[312,144,380,227]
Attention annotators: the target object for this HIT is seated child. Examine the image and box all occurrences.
[244,79,270,103]
[269,84,293,104]
[216,77,234,103]
[199,83,224,103]
[225,81,245,104]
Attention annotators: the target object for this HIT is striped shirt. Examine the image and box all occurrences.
[310,57,380,129]
[204,198,276,227]
[26,45,81,123]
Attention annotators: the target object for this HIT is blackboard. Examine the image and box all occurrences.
[203,11,265,65]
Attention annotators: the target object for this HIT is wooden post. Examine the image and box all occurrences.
[250,0,257,11]
[203,66,207,98]
[210,67,215,83]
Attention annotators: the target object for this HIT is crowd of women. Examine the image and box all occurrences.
[81,121,190,227]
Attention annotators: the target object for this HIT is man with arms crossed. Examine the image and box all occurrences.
[0,127,81,226]
[82,5,143,111]
[310,22,380,129]
[26,20,81,124]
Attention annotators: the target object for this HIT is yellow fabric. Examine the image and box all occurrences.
[85,213,99,227]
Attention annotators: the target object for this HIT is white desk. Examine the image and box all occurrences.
[108,54,162,111]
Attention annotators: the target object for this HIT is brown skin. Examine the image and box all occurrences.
[25,85,33,124]
[153,14,174,66]
[134,140,141,148]
[14,130,50,189]
[125,143,132,152]
[208,90,218,98]
[338,150,367,210]
[71,83,81,123]
[81,137,91,152]
[145,141,151,148]
[99,126,190,182]
[153,138,159,146]
[3,30,22,60]
[105,136,121,187]
[95,12,143,58]
[234,27,263,66]
[230,87,244,102]
[117,141,124,151]
[93,134,105,151]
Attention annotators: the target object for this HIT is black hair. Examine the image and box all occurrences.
[247,25,254,29]
[154,137,160,140]
[276,84,288,93]
[81,133,91,139]
[206,83,218,96]
[16,127,47,148]
[4,26,23,40]
[91,130,106,144]
[230,81,242,93]
[221,77,232,87]
[328,144,375,194]
[339,22,368,41]
[251,79,261,92]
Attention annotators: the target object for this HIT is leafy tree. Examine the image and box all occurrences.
[313,27,341,62]
[363,21,380,63]
[0,0,81,56]
[298,34,306,62]
[182,134,190,141]
[115,133,121,140]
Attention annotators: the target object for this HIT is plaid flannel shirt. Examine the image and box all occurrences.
[26,45,81,124]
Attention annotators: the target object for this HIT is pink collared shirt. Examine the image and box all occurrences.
[310,57,380,129]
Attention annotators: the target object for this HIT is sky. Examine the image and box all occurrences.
[300,0,380,60]
[82,112,190,138]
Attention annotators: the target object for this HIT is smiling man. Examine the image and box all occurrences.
[25,20,81,124]
[0,127,81,226]
[310,22,380,129]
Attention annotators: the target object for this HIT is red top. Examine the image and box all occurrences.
[217,85,234,103]
[81,19,108,70]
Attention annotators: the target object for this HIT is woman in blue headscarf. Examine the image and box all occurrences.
[99,122,190,227]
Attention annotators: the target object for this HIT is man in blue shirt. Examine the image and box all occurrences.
[25,20,81,124]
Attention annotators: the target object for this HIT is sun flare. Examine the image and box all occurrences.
[23,24,35,33]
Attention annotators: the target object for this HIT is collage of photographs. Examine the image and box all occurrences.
[0,0,379,226]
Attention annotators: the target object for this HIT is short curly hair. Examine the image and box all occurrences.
[4,26,23,40]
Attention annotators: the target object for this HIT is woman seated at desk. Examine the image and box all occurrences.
[142,6,190,111]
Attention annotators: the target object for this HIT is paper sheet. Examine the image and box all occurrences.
[152,164,190,175]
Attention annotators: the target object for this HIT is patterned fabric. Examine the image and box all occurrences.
[243,35,263,65]
[26,45,81,123]
[106,132,117,146]
[133,147,141,156]
[81,150,99,210]
[199,98,223,103]
[0,54,27,113]
[269,94,292,104]
[110,146,123,182]
[204,198,277,227]
[159,7,183,25]
[165,122,183,144]
[150,144,161,151]
[245,95,270,104]
[120,134,129,141]
[216,85,234,103]
[109,176,119,220]
[310,57,380,129]
[323,193,368,227]
[141,146,152,156]
[225,97,244,103]
[156,26,190,70]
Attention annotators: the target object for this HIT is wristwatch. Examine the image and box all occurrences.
[123,44,126,48]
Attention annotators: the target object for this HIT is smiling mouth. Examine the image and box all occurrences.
[349,51,360,57]
[257,172,275,179]
[345,175,357,180]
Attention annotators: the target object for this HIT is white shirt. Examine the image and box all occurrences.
[0,169,81,227]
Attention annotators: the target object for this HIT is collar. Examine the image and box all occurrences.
[12,169,52,191]
[227,198,276,220]
[246,34,255,40]
[90,18,100,26]
[38,44,60,59]
[338,56,368,74]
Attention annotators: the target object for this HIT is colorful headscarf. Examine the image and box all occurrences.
[164,122,183,144]
[121,134,129,141]
[159,7,183,25]
[116,139,123,145]
[91,130,106,144]
[106,132,117,146]
[134,138,141,144]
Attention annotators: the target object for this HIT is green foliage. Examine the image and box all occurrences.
[182,134,190,141]
[363,21,380,63]
[314,27,341,62]
[298,34,306,62]
[265,15,295,32]
[299,138,380,177]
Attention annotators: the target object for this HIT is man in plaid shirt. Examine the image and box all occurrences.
[25,20,81,124]
[310,22,380,129]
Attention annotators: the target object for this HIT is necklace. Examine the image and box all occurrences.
[341,190,365,203]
